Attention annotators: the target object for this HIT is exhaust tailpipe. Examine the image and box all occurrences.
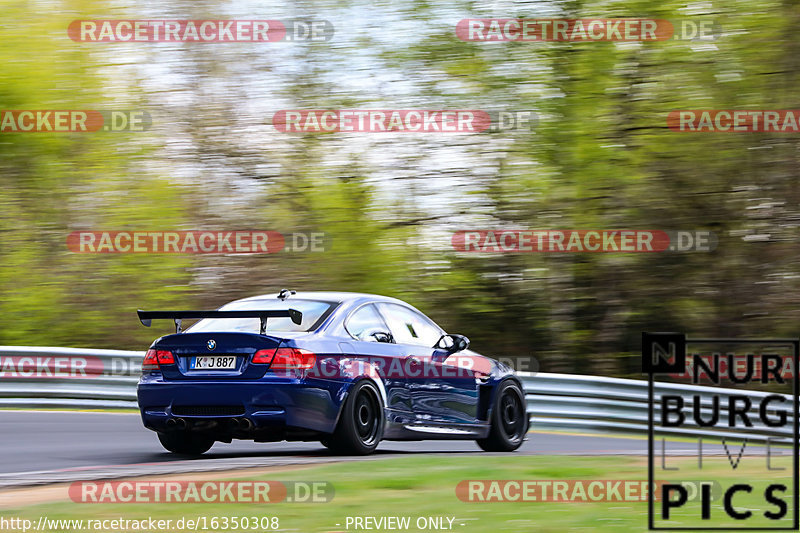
[230,418,252,431]
[175,418,187,430]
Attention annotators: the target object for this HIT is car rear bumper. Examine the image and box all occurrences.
[137,377,349,435]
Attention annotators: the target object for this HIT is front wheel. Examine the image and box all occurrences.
[325,380,384,455]
[476,380,528,452]
[157,431,214,455]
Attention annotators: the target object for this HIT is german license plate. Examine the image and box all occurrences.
[190,355,237,370]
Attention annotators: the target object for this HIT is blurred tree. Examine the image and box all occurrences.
[3,0,800,378]
[0,1,192,348]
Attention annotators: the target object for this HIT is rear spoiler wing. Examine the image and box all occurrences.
[137,309,303,335]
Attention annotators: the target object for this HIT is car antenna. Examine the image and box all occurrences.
[278,289,296,301]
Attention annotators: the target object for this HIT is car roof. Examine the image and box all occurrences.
[230,291,409,306]
[224,291,447,337]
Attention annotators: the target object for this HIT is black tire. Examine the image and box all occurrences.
[476,380,528,452]
[326,380,384,455]
[157,431,214,455]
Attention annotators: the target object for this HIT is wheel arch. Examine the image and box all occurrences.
[487,376,529,426]
[332,374,388,430]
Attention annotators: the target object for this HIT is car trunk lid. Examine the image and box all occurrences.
[151,332,283,380]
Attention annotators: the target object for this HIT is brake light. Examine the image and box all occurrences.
[142,349,174,372]
[156,350,175,364]
[252,347,316,369]
[271,348,316,370]
[142,349,158,371]
[252,349,274,364]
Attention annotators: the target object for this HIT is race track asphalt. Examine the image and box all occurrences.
[0,411,772,488]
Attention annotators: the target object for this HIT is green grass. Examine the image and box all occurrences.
[3,454,796,532]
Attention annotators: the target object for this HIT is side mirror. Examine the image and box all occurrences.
[434,334,470,354]
[370,331,394,344]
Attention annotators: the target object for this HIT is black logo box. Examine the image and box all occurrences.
[643,333,800,531]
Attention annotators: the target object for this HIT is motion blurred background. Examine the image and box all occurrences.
[1,0,796,378]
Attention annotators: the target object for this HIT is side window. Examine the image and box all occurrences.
[375,303,442,347]
[345,304,391,342]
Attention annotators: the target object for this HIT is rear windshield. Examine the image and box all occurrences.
[187,299,336,333]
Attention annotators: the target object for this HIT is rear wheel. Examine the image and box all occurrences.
[157,431,214,455]
[476,380,528,452]
[325,380,383,455]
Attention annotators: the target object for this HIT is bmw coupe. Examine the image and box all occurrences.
[137,291,528,455]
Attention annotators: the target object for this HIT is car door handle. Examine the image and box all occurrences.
[407,356,421,366]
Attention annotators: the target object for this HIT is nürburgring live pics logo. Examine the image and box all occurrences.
[643,332,799,530]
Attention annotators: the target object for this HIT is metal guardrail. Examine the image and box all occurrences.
[519,371,794,442]
[0,346,141,409]
[0,347,792,441]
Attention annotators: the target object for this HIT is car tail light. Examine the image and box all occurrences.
[142,349,159,371]
[271,348,316,370]
[156,350,175,364]
[252,348,316,370]
[142,349,174,372]
[252,349,275,364]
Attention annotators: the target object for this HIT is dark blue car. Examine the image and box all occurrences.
[137,291,528,455]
